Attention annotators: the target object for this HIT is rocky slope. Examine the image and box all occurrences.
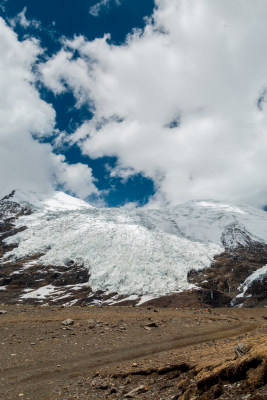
[0,190,267,307]
[188,238,267,308]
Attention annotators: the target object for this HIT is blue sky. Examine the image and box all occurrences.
[0,0,155,207]
[0,1,267,209]
[2,0,154,48]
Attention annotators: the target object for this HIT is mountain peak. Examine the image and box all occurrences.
[1,189,94,212]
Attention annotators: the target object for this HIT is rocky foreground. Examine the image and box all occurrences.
[0,305,266,400]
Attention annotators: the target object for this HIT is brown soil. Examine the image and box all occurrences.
[0,305,266,400]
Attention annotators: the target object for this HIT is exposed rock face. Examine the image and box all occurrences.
[0,190,32,221]
[245,278,267,304]
[188,236,267,307]
[221,222,257,249]
[0,192,31,259]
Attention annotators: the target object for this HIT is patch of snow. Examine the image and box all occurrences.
[104,294,120,304]
[66,283,90,291]
[63,299,78,306]
[51,294,71,302]
[21,285,63,299]
[112,295,139,304]
[237,265,267,298]
[91,299,103,306]
[0,286,7,291]
[136,295,155,305]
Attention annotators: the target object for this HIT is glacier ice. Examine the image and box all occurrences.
[2,191,267,298]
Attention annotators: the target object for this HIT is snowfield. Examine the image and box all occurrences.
[2,190,267,297]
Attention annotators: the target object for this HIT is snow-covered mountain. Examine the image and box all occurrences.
[0,190,267,307]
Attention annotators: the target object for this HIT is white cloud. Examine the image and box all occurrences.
[0,17,99,200]
[40,47,94,105]
[40,0,267,208]
[0,0,8,13]
[52,154,99,199]
[89,0,121,17]
[9,7,40,29]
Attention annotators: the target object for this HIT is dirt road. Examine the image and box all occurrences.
[0,305,266,399]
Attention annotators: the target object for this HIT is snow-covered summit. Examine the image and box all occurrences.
[162,200,267,246]
[1,189,93,213]
[1,191,267,299]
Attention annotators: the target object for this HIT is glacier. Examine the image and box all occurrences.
[1,190,267,298]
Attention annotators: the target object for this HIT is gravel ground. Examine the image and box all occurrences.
[0,305,266,399]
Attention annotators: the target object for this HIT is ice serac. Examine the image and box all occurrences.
[0,191,267,306]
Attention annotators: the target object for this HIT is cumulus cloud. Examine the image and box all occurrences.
[39,0,267,208]
[89,0,121,17]
[0,17,99,200]
[52,155,99,199]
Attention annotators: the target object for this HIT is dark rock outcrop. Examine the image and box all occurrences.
[188,236,267,307]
